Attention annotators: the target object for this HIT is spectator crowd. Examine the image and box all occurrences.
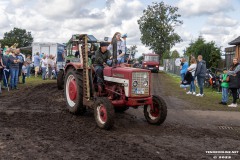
[179,55,240,108]
[0,48,57,95]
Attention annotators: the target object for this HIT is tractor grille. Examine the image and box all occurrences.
[131,72,150,97]
[148,65,155,68]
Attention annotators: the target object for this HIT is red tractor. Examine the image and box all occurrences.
[142,53,160,73]
[58,34,167,130]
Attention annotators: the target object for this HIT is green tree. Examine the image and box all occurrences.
[0,27,33,48]
[137,1,183,60]
[138,55,144,63]
[128,45,137,59]
[161,50,171,64]
[185,36,221,68]
[171,50,180,58]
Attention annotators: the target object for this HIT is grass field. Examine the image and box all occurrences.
[161,71,240,112]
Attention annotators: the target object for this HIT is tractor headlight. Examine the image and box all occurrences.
[143,80,148,87]
[132,81,138,87]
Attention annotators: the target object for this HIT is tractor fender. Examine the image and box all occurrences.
[64,62,83,72]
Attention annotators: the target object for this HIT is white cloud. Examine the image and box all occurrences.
[0,11,10,29]
[178,0,232,17]
[207,13,238,27]
[200,27,230,36]
[1,0,239,59]
[36,0,95,19]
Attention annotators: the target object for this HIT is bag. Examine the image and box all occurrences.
[182,80,188,85]
[229,74,240,88]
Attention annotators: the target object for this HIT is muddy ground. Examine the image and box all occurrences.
[0,73,239,160]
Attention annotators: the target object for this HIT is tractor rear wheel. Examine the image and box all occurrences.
[94,97,115,130]
[64,69,86,115]
[144,95,167,125]
[57,70,64,90]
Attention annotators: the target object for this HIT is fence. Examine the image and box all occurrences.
[163,58,189,76]
[163,57,227,75]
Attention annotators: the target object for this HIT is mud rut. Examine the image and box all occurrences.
[0,73,239,160]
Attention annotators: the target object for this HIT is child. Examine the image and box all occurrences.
[22,61,28,84]
[219,69,229,105]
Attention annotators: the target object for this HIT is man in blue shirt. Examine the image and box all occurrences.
[16,49,24,78]
[34,52,41,77]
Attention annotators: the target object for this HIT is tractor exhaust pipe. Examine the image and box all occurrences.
[112,37,118,67]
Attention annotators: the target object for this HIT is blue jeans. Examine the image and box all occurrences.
[10,68,19,89]
[117,57,124,64]
[107,57,125,66]
[190,80,196,92]
[42,67,47,80]
[197,76,205,94]
[222,87,228,103]
[180,84,190,88]
[3,69,10,87]
[94,65,104,84]
[181,73,185,81]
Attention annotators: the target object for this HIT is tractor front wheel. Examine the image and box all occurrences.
[144,95,167,125]
[94,97,115,130]
[64,69,86,115]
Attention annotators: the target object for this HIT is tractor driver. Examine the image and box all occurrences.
[93,42,112,86]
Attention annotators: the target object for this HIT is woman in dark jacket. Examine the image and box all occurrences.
[227,57,240,107]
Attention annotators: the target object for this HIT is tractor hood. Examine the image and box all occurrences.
[104,66,150,79]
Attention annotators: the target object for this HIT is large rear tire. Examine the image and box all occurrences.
[57,70,64,90]
[144,95,167,125]
[94,97,115,130]
[64,69,86,115]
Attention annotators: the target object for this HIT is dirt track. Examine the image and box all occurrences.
[0,73,240,160]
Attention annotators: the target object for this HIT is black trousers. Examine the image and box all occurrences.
[230,88,238,104]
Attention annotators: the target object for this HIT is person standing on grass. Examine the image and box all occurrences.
[9,49,20,90]
[34,52,41,77]
[25,54,32,78]
[195,55,207,97]
[219,68,229,105]
[47,55,54,79]
[21,61,27,84]
[16,49,24,79]
[2,48,10,89]
[186,57,197,95]
[0,51,5,94]
[180,58,189,81]
[227,57,240,108]
[41,55,48,80]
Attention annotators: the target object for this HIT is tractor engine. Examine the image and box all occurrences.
[103,66,152,108]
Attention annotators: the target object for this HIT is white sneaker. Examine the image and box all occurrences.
[228,103,237,107]
[186,91,192,94]
[192,92,196,95]
[196,93,203,97]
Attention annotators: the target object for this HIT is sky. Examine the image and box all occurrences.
[0,0,239,57]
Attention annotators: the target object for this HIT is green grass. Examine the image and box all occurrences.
[1,76,55,95]
[162,71,240,112]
